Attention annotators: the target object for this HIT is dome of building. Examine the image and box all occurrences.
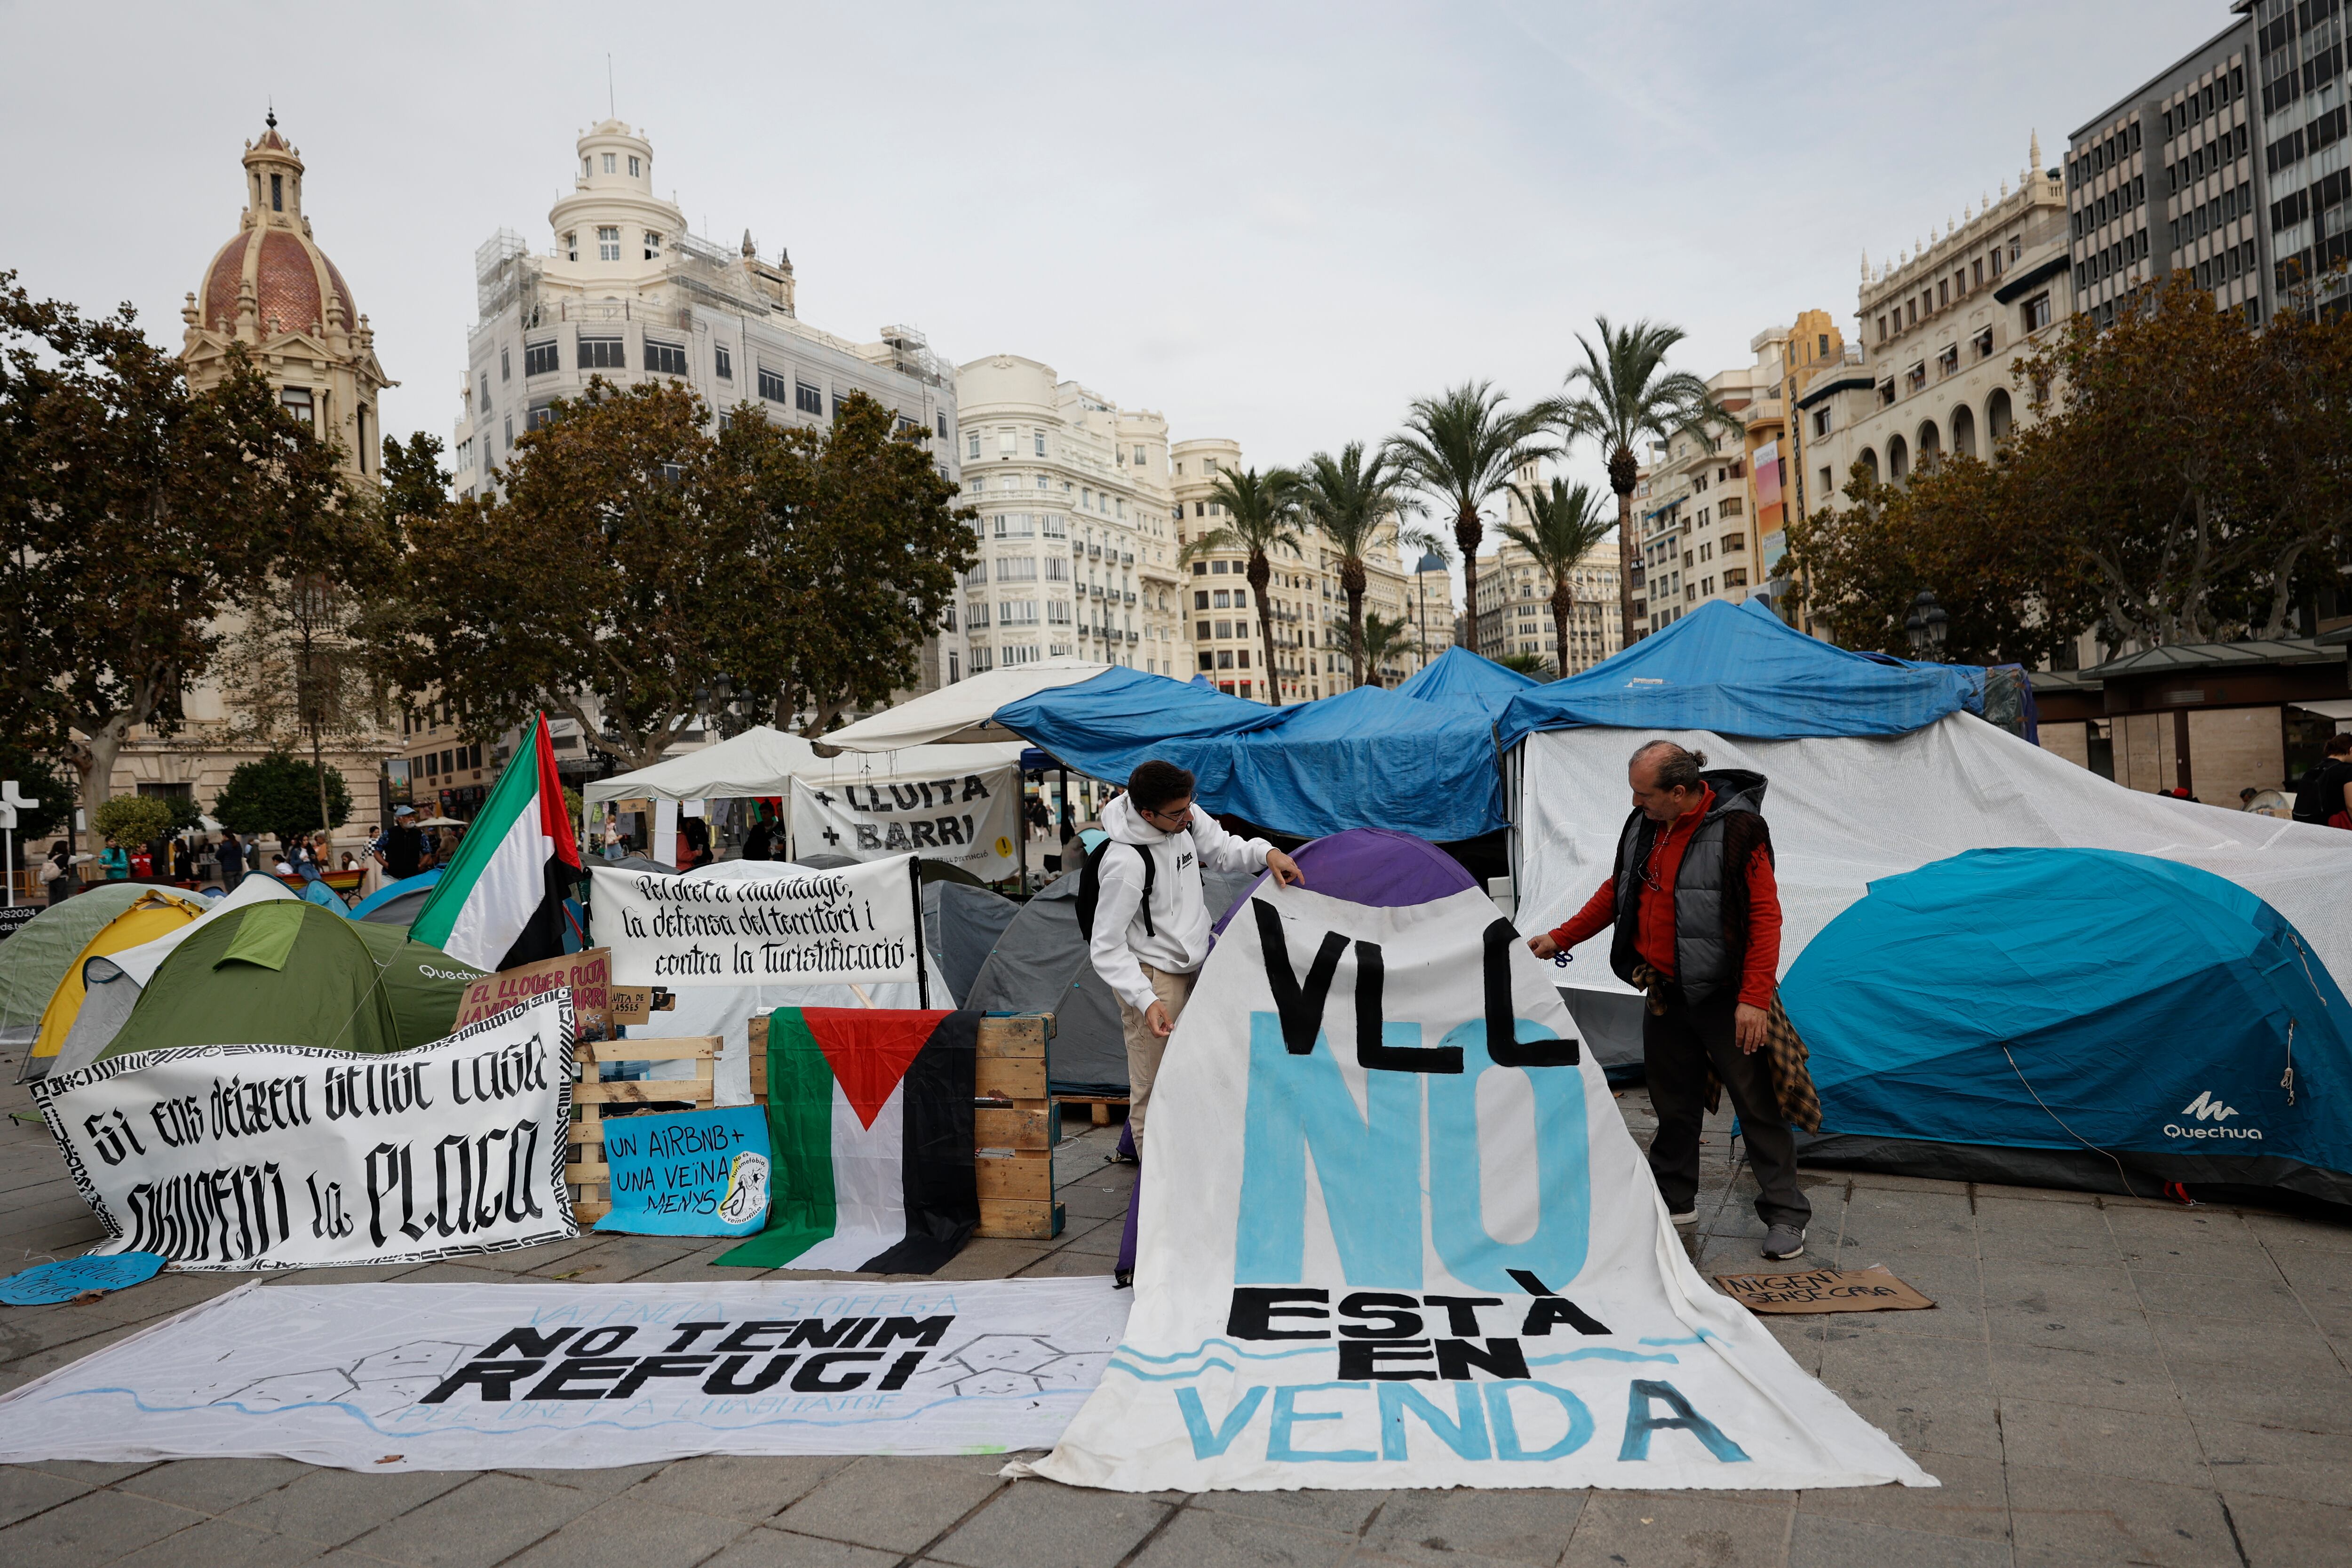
[193,111,358,339]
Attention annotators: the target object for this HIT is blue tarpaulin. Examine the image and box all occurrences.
[1496,599,1986,749]
[1784,847,2352,1205]
[993,668,1505,842]
[1392,645,1539,717]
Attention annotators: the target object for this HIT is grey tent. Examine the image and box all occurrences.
[962,865,1255,1095]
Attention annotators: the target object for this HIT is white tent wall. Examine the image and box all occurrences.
[1516,715,2352,1020]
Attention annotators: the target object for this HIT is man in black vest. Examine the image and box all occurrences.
[1529,740,1809,1259]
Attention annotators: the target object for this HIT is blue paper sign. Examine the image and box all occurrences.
[1,1251,167,1305]
[594,1106,771,1236]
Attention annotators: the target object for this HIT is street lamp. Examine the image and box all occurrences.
[1904,589,1949,659]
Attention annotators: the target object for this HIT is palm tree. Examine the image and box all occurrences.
[1494,650,1552,678]
[1397,525,1451,669]
[1387,383,1558,653]
[1341,611,1414,687]
[1182,466,1303,706]
[1295,441,1416,689]
[1558,317,1728,649]
[1502,478,1617,678]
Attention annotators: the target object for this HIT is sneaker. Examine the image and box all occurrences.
[1761,1225,1807,1260]
[1668,1209,1699,1228]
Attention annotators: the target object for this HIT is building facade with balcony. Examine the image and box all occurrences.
[2069,13,2273,330]
[1169,439,1422,700]
[952,356,1183,679]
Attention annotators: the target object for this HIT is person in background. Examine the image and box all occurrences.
[372,806,423,882]
[1087,760,1304,1150]
[218,829,246,890]
[2292,733,2352,828]
[273,845,295,877]
[100,836,128,880]
[1529,739,1810,1261]
[170,835,194,883]
[129,842,153,878]
[40,840,73,905]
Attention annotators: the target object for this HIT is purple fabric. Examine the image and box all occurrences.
[1117,1168,1141,1281]
[1208,827,1479,942]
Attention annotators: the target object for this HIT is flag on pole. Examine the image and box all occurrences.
[718,1007,980,1274]
[408,715,581,972]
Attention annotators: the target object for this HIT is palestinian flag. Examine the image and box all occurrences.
[719,1007,979,1274]
[408,714,581,973]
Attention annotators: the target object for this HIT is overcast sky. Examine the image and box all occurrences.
[6,0,2233,509]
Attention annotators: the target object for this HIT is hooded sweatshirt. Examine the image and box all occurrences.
[1088,793,1271,1014]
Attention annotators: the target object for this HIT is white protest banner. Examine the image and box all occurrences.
[1032,884,1936,1493]
[592,857,925,996]
[0,1276,1129,1471]
[30,994,576,1272]
[790,770,1020,882]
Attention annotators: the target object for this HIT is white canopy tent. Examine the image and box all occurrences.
[585,726,1026,807]
[1513,716,2352,1067]
[582,724,1028,871]
[820,658,1112,750]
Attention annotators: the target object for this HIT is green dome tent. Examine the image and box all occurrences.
[101,901,487,1063]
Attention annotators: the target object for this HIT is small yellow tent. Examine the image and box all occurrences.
[28,889,206,1073]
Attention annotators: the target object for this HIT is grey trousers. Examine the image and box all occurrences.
[1642,988,1811,1230]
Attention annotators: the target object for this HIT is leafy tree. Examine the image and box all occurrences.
[215,750,351,846]
[1295,442,1416,689]
[1784,458,2092,668]
[92,794,177,852]
[381,383,972,756]
[1183,468,1303,705]
[1387,384,1557,644]
[1558,318,1727,648]
[1503,478,1617,677]
[1340,611,1414,687]
[0,277,347,856]
[2009,272,2352,645]
[717,391,976,734]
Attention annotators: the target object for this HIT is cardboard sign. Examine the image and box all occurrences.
[453,949,612,1041]
[608,986,674,1028]
[593,1106,771,1237]
[1711,1265,1936,1315]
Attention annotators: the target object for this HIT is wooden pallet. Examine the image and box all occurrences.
[749,1011,1063,1241]
[1052,1094,1130,1126]
[566,1036,721,1223]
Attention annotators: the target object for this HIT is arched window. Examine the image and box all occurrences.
[1917,420,1942,469]
[1860,447,1880,482]
[1888,434,1910,481]
[1951,403,1977,458]
[1987,387,2014,441]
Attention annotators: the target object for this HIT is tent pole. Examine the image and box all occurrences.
[1017,773,1030,891]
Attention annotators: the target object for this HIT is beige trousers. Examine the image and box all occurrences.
[1116,963,1199,1150]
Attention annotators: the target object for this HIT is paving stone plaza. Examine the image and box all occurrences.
[6,1069,2349,1568]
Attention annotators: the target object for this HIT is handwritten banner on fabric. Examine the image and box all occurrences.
[790,770,1020,882]
[30,994,575,1271]
[453,948,613,1040]
[0,1276,1131,1471]
[1029,884,1936,1493]
[594,1106,771,1237]
[591,858,925,994]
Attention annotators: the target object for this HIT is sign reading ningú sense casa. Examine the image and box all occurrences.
[31,994,576,1272]
[1030,885,1936,1492]
[790,771,1020,882]
[591,857,926,996]
[0,1277,1131,1471]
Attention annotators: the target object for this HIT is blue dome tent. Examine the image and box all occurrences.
[1783,847,2352,1207]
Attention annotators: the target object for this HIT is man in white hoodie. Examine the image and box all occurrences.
[1088,760,1303,1147]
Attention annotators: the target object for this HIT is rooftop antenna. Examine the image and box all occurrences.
[606,56,615,120]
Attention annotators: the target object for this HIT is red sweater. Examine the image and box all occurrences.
[1547,786,1782,1008]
